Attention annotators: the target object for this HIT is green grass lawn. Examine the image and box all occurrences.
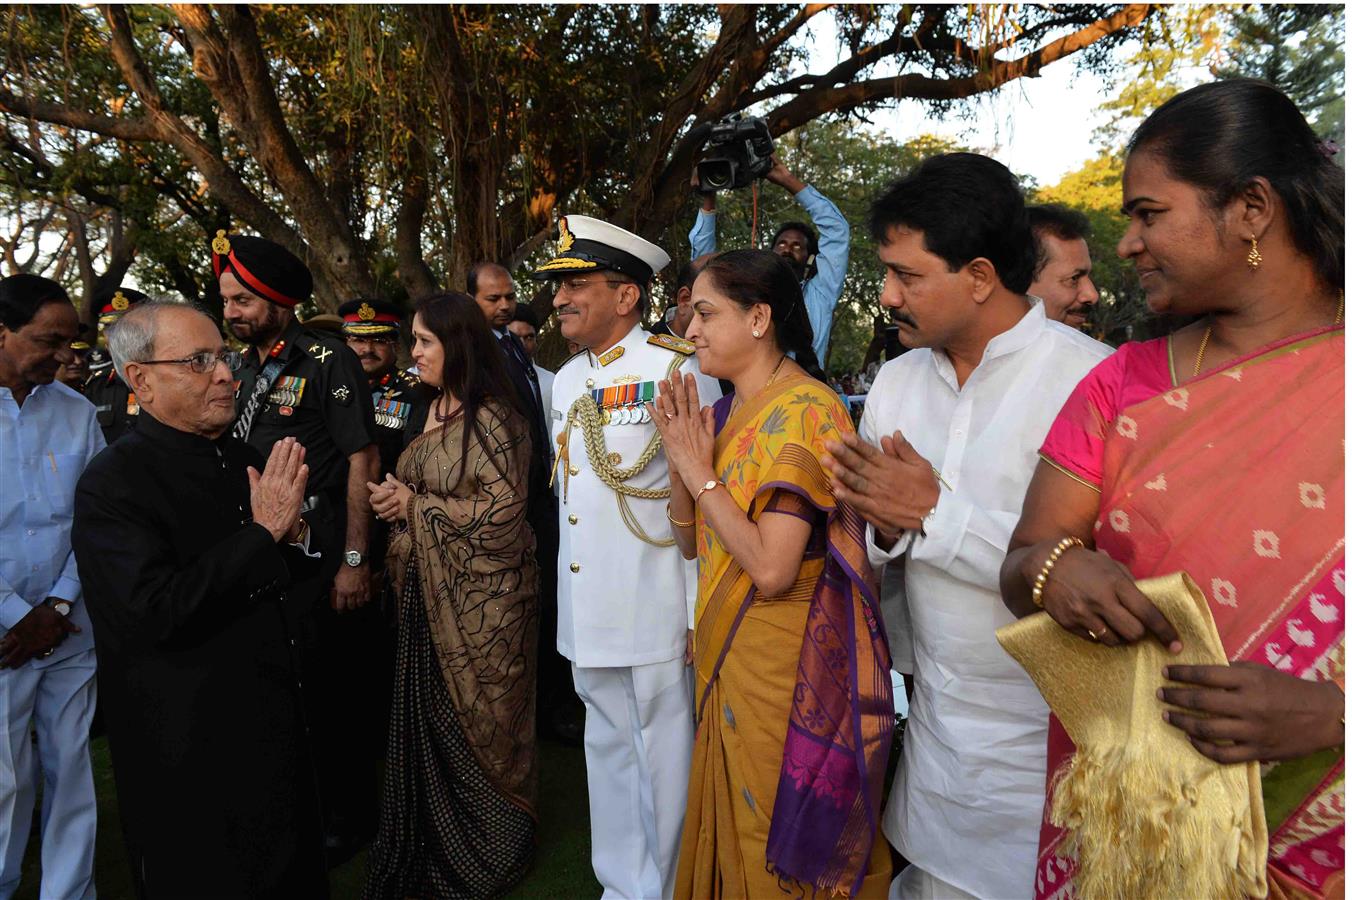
[17,736,600,899]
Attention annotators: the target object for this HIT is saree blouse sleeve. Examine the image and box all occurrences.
[1039,346,1129,490]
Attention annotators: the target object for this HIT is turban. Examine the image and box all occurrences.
[211,231,313,308]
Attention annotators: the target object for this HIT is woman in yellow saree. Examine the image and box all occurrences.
[653,250,894,899]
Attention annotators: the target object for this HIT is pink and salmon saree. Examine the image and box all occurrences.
[1037,326,1345,899]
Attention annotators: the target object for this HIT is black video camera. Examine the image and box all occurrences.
[695,114,774,192]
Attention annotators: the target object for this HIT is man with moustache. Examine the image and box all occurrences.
[0,274,103,900]
[690,155,849,362]
[72,301,327,898]
[536,215,721,898]
[336,297,424,480]
[215,231,381,864]
[1027,204,1100,330]
[822,155,1111,899]
[470,261,579,744]
[84,287,150,444]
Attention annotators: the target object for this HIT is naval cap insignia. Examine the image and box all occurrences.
[557,217,575,252]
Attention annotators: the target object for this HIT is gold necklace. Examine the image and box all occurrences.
[731,354,787,412]
[1193,292,1344,378]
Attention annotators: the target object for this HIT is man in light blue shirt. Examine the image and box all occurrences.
[0,274,104,900]
[688,156,850,364]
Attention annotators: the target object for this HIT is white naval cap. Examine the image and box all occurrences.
[531,215,672,284]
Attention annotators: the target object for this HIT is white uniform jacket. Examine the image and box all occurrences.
[551,324,722,668]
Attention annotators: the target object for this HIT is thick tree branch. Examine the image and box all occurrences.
[766,5,1155,134]
[393,133,437,301]
[0,88,159,142]
[100,6,298,251]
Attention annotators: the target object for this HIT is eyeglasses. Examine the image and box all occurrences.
[138,350,244,374]
[554,277,630,295]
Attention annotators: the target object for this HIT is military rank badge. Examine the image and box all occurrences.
[375,397,411,429]
[592,381,654,425]
[267,375,307,407]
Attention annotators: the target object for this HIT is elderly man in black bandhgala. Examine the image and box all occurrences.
[72,301,327,898]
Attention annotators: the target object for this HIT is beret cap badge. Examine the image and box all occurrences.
[211,229,232,256]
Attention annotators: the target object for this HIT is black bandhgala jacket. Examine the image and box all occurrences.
[72,411,327,900]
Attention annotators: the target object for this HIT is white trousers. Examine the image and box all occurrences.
[572,658,693,900]
[0,649,97,900]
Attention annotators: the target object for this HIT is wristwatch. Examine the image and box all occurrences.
[48,599,72,617]
[343,550,365,568]
[694,479,721,505]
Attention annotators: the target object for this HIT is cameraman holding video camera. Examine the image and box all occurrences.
[689,155,849,364]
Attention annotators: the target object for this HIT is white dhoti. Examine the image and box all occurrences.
[572,657,692,900]
[0,648,98,900]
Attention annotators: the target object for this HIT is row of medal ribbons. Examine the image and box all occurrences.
[592,381,655,425]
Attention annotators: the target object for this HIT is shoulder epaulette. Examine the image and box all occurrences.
[647,333,695,356]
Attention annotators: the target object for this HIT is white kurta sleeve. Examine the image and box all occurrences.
[907,490,1021,593]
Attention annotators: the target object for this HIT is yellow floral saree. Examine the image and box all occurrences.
[674,375,893,899]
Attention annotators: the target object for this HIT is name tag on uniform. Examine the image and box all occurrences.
[267,375,307,408]
[591,381,654,425]
[375,397,411,430]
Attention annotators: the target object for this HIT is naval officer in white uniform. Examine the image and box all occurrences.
[534,216,721,899]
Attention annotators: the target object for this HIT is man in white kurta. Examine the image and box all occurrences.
[824,153,1111,898]
[534,215,720,899]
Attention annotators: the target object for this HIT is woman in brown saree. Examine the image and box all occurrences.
[365,292,539,899]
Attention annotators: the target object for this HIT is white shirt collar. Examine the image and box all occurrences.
[930,298,1047,387]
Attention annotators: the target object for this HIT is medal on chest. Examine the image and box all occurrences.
[375,397,412,430]
[591,381,654,425]
[267,375,307,410]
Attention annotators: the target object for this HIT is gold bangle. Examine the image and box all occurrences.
[1031,536,1084,608]
[666,504,695,529]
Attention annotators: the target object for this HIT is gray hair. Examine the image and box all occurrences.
[106,299,201,381]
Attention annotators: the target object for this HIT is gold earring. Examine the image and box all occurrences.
[1247,236,1262,270]
[752,330,761,338]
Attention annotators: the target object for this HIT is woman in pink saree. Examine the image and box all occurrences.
[1000,80,1344,899]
